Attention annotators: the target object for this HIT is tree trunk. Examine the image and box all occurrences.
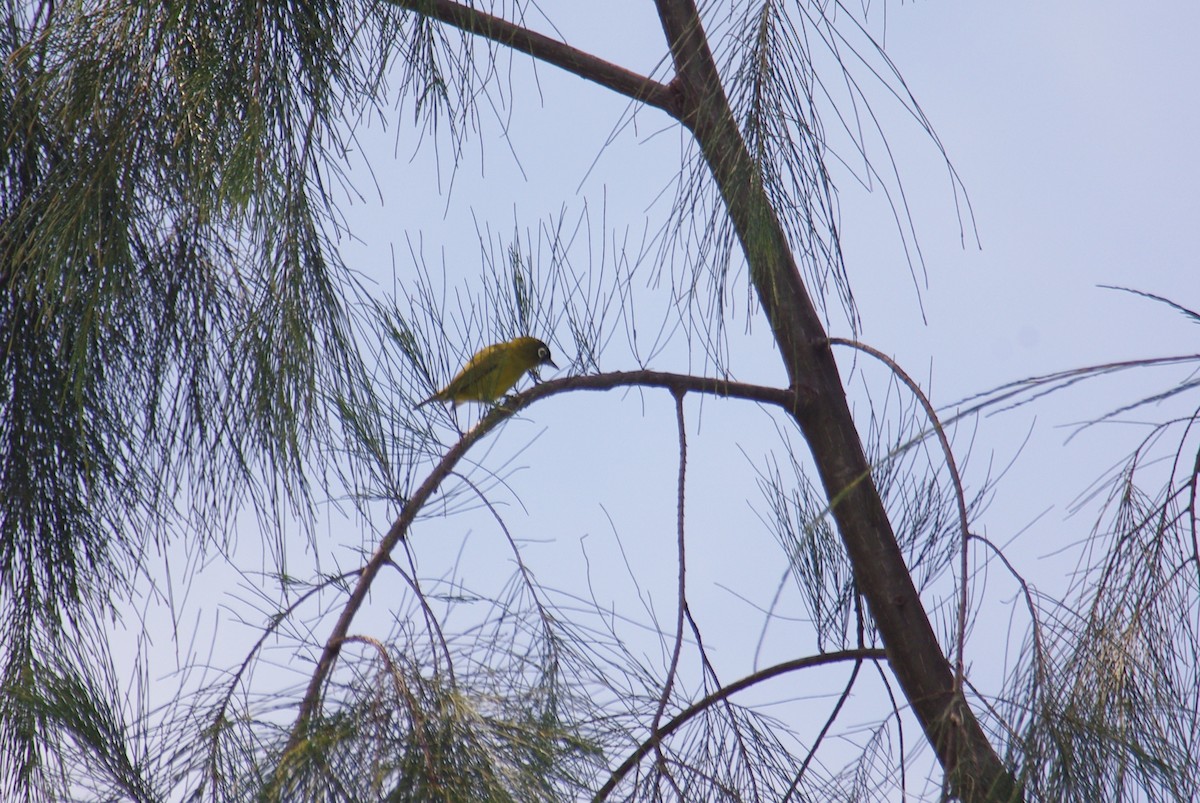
[653,1,1021,799]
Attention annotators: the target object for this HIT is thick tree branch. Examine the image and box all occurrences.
[652,1,1021,799]
[385,0,680,115]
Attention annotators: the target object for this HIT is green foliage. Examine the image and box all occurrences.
[1006,466,1200,802]
[0,0,397,613]
[1,0,403,792]
[3,0,1198,801]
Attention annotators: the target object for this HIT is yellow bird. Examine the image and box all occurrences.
[417,336,558,407]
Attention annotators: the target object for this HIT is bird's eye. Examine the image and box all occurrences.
[538,346,549,360]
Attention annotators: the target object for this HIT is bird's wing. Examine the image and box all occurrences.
[438,353,507,402]
[455,358,502,392]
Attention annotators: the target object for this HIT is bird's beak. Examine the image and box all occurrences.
[544,358,559,370]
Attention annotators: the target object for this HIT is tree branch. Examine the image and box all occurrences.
[385,0,680,115]
[651,390,689,786]
[651,1,1022,798]
[593,648,888,802]
[519,368,811,411]
[829,337,974,691]
[287,370,808,746]
[783,657,865,801]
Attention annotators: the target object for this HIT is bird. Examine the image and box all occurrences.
[416,336,558,408]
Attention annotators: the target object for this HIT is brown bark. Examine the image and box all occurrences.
[653,1,1020,799]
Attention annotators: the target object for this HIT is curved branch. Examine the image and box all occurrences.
[288,370,806,745]
[829,337,973,690]
[968,534,1046,695]
[387,555,457,685]
[592,648,887,802]
[338,636,438,780]
[288,400,519,747]
[386,0,680,115]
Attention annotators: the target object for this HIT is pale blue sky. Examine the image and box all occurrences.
[132,3,1200,797]
[341,2,1199,568]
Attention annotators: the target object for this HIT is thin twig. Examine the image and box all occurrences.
[830,338,972,691]
[968,534,1046,695]
[219,568,360,789]
[652,389,690,787]
[385,556,456,686]
[782,657,865,801]
[682,605,761,801]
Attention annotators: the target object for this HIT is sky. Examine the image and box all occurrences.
[133,1,1200,797]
